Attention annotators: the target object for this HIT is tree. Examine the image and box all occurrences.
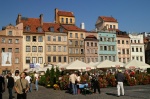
[50,65,55,86]
[55,66,60,83]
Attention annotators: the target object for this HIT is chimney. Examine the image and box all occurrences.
[40,14,43,26]
[16,14,21,25]
[55,8,58,23]
[80,22,85,29]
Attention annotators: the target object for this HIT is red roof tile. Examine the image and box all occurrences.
[100,16,118,22]
[58,11,74,17]
[62,25,85,32]
[21,17,44,33]
[43,23,60,32]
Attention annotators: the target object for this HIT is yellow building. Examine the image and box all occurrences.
[16,14,45,69]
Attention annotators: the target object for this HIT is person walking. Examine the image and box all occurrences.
[14,72,20,84]
[14,72,29,99]
[69,71,77,95]
[0,74,5,99]
[92,75,101,94]
[34,71,39,91]
[115,69,125,97]
[7,72,14,99]
[25,73,32,92]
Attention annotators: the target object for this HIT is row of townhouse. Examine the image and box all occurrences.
[0,8,145,74]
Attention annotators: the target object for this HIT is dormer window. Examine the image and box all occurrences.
[25,26,30,31]
[37,27,42,32]
[70,18,72,23]
[59,27,63,32]
[49,27,54,32]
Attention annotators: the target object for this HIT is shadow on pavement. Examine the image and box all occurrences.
[106,93,117,96]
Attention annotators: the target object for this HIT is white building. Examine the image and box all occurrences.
[129,34,145,63]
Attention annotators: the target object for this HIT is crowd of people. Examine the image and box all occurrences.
[0,71,39,99]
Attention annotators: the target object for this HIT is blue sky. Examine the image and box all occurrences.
[0,0,150,33]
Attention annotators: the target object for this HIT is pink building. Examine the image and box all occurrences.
[84,32,98,63]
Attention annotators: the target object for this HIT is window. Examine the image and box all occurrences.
[47,36,51,41]
[66,18,68,24]
[69,40,72,45]
[112,38,114,42]
[8,31,12,35]
[92,58,94,62]
[53,46,56,52]
[15,48,19,53]
[26,46,30,52]
[8,39,12,43]
[15,57,19,64]
[95,43,97,47]
[69,48,72,54]
[37,27,42,32]
[119,58,121,62]
[2,38,5,43]
[32,36,36,42]
[95,58,98,62]
[134,40,136,43]
[32,46,37,52]
[136,56,139,60]
[49,27,54,32]
[70,18,72,23]
[140,48,142,52]
[38,36,43,42]
[8,48,12,52]
[122,40,124,44]
[109,56,111,61]
[95,50,97,54]
[81,49,84,54]
[110,25,112,29]
[80,41,83,46]
[123,58,125,63]
[25,26,30,31]
[118,49,121,54]
[140,56,143,61]
[2,48,5,52]
[132,56,134,60]
[75,49,78,54]
[53,56,56,62]
[15,39,19,43]
[38,57,43,64]
[81,58,84,62]
[91,42,93,46]
[75,41,78,46]
[63,46,66,52]
[61,18,64,23]
[113,56,115,62]
[105,56,107,60]
[38,46,43,52]
[118,40,120,44]
[58,56,61,62]
[122,49,125,54]
[100,46,103,50]
[32,57,37,63]
[109,46,111,51]
[126,40,129,44]
[81,34,83,38]
[53,36,56,41]
[87,42,89,46]
[64,57,66,62]
[138,40,140,43]
[131,40,132,43]
[127,49,129,54]
[100,37,102,41]
[104,46,107,50]
[101,56,103,62]
[113,25,115,29]
[47,46,51,52]
[132,48,134,52]
[58,46,61,52]
[70,33,72,38]
[48,56,51,62]
[127,58,130,62]
[26,57,30,63]
[136,48,138,52]
[75,33,78,38]
[63,36,67,41]
[59,27,63,32]
[26,36,30,41]
[87,49,90,53]
[58,36,61,41]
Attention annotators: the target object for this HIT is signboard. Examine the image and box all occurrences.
[1,52,12,66]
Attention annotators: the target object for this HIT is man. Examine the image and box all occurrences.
[34,71,39,91]
[0,74,5,99]
[15,72,29,99]
[7,72,14,99]
[69,71,77,95]
[25,73,32,92]
[115,69,125,97]
[92,75,101,94]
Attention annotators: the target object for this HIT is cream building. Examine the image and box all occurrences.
[129,34,145,63]
[16,14,45,69]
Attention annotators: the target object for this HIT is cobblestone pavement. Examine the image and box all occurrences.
[3,84,150,99]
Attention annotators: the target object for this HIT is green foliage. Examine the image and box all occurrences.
[55,66,60,83]
[38,75,46,86]
[50,65,55,86]
[45,68,50,77]
[147,68,150,74]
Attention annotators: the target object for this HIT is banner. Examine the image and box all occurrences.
[1,52,12,66]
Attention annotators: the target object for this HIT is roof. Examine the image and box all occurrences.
[100,16,118,22]
[58,10,74,17]
[62,25,85,32]
[21,17,44,33]
[84,35,98,41]
[43,22,60,32]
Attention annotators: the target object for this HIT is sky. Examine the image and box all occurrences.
[0,0,150,33]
